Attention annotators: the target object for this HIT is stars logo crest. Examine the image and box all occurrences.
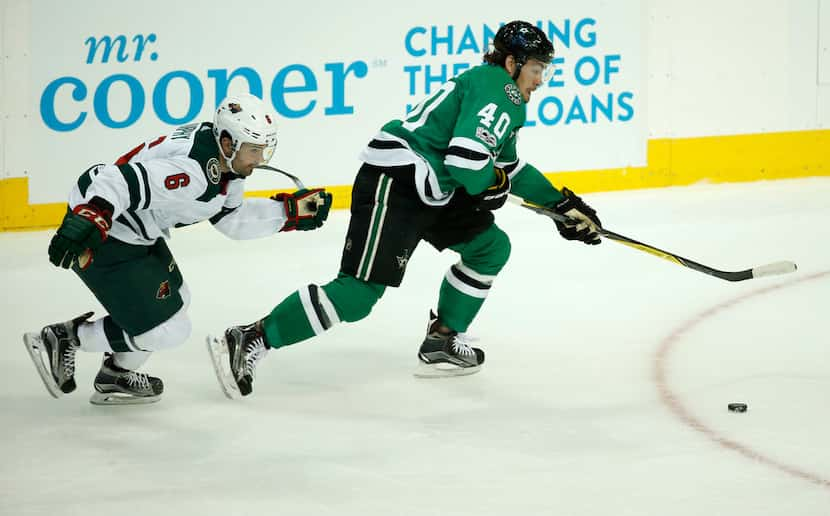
[396,249,410,270]
[504,83,522,105]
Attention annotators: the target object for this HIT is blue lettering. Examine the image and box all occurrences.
[93,74,144,128]
[575,18,597,48]
[405,26,427,57]
[131,34,157,62]
[538,96,563,125]
[565,96,588,124]
[547,20,571,49]
[604,55,621,84]
[404,65,420,95]
[452,62,470,77]
[208,67,263,105]
[40,77,87,132]
[592,93,613,122]
[548,57,566,87]
[574,56,600,86]
[424,64,448,94]
[325,61,369,115]
[482,24,499,50]
[618,92,634,121]
[271,64,317,118]
[456,25,480,54]
[153,70,204,125]
[431,25,453,56]
[84,35,129,64]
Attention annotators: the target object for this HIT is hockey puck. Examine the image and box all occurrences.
[728,403,748,413]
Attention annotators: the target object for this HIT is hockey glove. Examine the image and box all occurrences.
[48,197,113,269]
[273,188,333,232]
[475,167,511,211]
[551,187,602,245]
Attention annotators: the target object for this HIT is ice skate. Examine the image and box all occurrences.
[415,311,485,378]
[23,312,94,398]
[206,321,268,399]
[89,354,163,405]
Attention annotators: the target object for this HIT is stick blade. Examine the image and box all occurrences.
[751,261,798,279]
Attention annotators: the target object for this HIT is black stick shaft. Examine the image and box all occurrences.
[508,195,795,282]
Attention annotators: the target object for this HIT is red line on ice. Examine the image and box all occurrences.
[654,270,830,489]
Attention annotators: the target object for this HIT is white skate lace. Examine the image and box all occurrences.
[451,333,478,358]
[124,371,151,391]
[243,338,268,379]
[62,347,78,377]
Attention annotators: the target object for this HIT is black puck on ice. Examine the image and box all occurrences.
[728,403,748,413]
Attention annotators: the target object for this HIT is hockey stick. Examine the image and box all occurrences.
[254,164,306,189]
[508,194,797,282]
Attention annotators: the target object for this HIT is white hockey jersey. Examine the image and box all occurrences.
[68,122,287,245]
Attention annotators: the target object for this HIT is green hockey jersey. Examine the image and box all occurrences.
[359,63,563,207]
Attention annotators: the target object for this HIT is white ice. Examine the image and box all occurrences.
[1,178,828,516]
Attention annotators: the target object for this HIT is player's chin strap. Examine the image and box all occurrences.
[511,60,523,81]
[219,147,240,175]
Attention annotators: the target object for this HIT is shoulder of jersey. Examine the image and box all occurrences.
[462,65,525,110]
[184,122,224,187]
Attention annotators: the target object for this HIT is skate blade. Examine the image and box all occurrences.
[23,332,62,398]
[89,391,160,406]
[413,360,481,379]
[206,335,241,400]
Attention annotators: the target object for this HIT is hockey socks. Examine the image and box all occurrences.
[436,261,495,332]
[262,274,385,348]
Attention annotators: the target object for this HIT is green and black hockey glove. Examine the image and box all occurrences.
[48,197,113,269]
[274,188,333,231]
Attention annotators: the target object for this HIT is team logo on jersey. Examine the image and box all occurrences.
[206,158,221,185]
[475,126,497,147]
[156,280,171,300]
[504,84,522,105]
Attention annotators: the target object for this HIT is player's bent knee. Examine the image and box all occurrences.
[133,310,192,351]
[322,274,386,323]
[462,225,512,275]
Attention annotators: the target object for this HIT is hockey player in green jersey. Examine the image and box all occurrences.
[24,94,333,405]
[207,21,602,398]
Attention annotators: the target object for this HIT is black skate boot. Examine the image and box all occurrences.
[90,354,163,405]
[415,311,484,378]
[225,321,269,396]
[23,311,94,397]
[207,321,269,399]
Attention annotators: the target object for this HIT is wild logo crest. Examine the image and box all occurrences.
[206,158,221,184]
[156,280,171,299]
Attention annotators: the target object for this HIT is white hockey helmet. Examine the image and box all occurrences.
[213,93,278,172]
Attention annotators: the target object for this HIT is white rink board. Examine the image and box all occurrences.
[25,0,645,201]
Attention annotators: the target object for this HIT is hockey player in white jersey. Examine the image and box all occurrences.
[23,93,333,405]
